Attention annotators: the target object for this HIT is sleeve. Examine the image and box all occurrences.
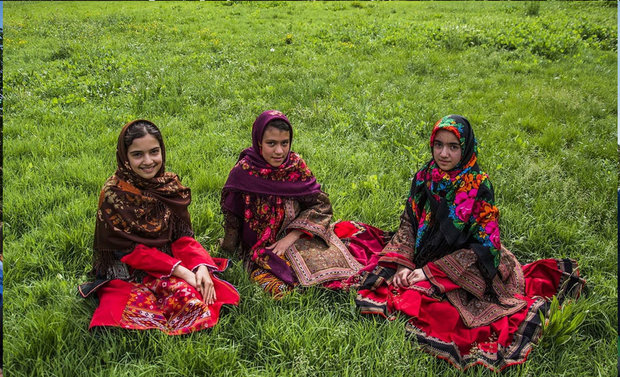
[120,244,182,279]
[285,192,333,240]
[221,210,242,255]
[377,208,417,270]
[171,236,218,271]
[422,248,486,299]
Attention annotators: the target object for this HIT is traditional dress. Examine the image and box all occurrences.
[221,110,389,298]
[79,120,239,335]
[355,115,585,371]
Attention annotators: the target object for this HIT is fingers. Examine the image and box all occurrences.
[204,285,216,305]
[196,273,216,305]
[410,269,426,284]
[392,271,407,288]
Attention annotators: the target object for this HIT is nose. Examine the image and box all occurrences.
[143,153,153,164]
[275,144,284,154]
[439,146,449,157]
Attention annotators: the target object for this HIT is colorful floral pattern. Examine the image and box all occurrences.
[119,276,214,335]
[243,193,286,260]
[236,152,314,183]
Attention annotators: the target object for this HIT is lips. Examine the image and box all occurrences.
[141,165,157,173]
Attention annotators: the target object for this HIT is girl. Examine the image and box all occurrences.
[79,120,239,335]
[220,110,389,299]
[355,115,585,371]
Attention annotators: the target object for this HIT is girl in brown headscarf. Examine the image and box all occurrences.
[79,120,239,335]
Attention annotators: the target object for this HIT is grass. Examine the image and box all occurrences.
[3,1,618,376]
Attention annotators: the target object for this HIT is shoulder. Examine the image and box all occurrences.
[98,175,140,206]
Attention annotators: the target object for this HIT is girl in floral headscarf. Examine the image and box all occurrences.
[221,110,389,299]
[79,120,239,335]
[355,115,585,371]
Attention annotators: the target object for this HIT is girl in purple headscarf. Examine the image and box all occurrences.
[221,110,389,298]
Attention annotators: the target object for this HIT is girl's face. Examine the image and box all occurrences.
[127,133,162,180]
[432,129,461,171]
[260,126,290,167]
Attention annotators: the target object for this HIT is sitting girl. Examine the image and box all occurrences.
[355,115,585,371]
[220,110,389,299]
[79,120,239,335]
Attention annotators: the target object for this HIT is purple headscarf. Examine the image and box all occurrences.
[221,110,322,205]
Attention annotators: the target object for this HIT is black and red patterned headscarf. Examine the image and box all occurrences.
[407,115,501,280]
[92,119,192,276]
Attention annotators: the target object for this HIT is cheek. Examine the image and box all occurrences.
[260,145,271,159]
[127,156,141,172]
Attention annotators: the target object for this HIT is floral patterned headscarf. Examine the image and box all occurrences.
[406,115,501,280]
[221,110,322,201]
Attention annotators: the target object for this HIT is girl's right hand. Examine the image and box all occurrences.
[393,265,414,288]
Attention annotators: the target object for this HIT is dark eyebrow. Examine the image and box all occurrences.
[434,140,460,146]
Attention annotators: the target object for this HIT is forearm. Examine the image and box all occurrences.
[120,244,182,278]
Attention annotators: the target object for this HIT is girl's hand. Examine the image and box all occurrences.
[172,264,197,289]
[194,265,216,305]
[267,230,303,257]
[393,265,413,288]
[409,268,427,284]
[393,266,427,288]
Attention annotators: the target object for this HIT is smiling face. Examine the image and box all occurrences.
[432,129,462,171]
[127,133,163,180]
[260,125,291,167]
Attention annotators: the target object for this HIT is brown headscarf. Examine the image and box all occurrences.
[92,119,193,277]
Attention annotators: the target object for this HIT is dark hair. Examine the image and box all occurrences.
[124,121,164,150]
[264,119,291,133]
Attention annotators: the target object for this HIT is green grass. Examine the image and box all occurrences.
[3,1,617,376]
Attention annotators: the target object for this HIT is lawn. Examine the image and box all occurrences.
[3,1,617,376]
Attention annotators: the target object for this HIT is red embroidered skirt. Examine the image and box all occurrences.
[90,275,239,335]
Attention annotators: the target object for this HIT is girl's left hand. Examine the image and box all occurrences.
[409,268,427,284]
[194,265,216,305]
[267,230,303,257]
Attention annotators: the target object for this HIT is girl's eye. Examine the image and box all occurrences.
[433,142,442,148]
[450,145,460,151]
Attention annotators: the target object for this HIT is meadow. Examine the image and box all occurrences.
[3,1,618,376]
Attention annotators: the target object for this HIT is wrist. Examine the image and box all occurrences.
[287,230,303,241]
[173,265,192,279]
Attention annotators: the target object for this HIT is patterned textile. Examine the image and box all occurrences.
[285,227,363,286]
[357,253,585,371]
[355,115,586,371]
[121,277,214,335]
[91,274,240,335]
[407,114,500,281]
[220,111,381,295]
[250,267,296,300]
[221,110,321,201]
[93,119,192,277]
[248,221,390,295]
[82,120,240,334]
